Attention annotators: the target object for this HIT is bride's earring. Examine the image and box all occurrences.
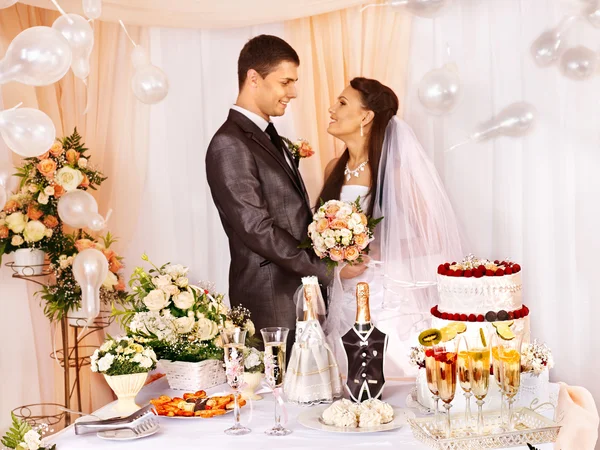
[360,122,364,137]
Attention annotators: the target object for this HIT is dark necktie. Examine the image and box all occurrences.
[265,122,286,157]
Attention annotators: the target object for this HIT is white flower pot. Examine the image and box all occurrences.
[13,249,45,275]
[159,359,226,391]
[104,372,148,416]
[241,372,263,401]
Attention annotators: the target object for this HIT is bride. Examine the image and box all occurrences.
[320,77,464,379]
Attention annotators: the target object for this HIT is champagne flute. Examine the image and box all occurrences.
[260,327,291,436]
[434,341,457,439]
[466,328,491,435]
[491,334,507,429]
[424,346,441,430]
[498,332,524,430]
[220,327,251,436]
[457,336,473,431]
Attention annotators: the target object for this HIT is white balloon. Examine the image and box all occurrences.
[0,185,6,211]
[390,0,451,18]
[131,46,150,68]
[52,14,94,81]
[0,0,18,8]
[418,63,461,115]
[0,107,56,157]
[73,248,108,323]
[87,212,106,231]
[559,46,599,80]
[57,190,98,228]
[82,0,102,20]
[132,64,169,105]
[530,16,577,67]
[587,3,600,27]
[0,26,72,86]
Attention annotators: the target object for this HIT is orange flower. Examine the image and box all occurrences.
[66,149,80,165]
[102,248,116,261]
[109,256,123,273]
[27,203,44,221]
[298,142,314,158]
[0,226,8,239]
[344,246,360,261]
[329,247,344,262]
[354,233,369,249]
[38,150,51,160]
[359,213,368,226]
[115,277,126,291]
[3,200,19,213]
[79,173,90,188]
[325,204,340,218]
[50,142,64,157]
[37,158,57,178]
[75,239,95,252]
[43,215,59,228]
[316,218,329,233]
[329,219,349,230]
[53,184,65,198]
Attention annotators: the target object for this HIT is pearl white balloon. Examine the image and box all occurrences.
[586,3,600,27]
[82,0,102,20]
[0,0,18,8]
[73,248,108,323]
[87,212,106,231]
[0,107,56,157]
[417,63,461,115]
[57,190,99,228]
[559,46,599,80]
[52,14,94,81]
[131,64,169,105]
[0,26,72,86]
[530,16,577,67]
[390,0,451,18]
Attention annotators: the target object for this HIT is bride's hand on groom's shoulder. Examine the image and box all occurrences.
[340,256,369,279]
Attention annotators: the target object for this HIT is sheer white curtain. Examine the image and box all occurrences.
[403,0,600,410]
[121,23,296,301]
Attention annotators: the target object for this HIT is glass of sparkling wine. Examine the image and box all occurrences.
[424,347,440,429]
[491,335,507,428]
[260,327,291,436]
[220,327,250,436]
[466,328,491,435]
[498,333,524,431]
[434,342,458,439]
[457,337,473,431]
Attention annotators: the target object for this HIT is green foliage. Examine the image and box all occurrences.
[1,413,32,449]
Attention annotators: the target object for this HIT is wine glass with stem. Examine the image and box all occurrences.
[491,333,507,429]
[220,327,251,436]
[466,327,491,435]
[457,336,474,432]
[498,331,524,431]
[424,345,441,431]
[434,339,458,439]
[260,327,291,436]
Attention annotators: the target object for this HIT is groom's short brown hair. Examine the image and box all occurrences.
[238,35,300,90]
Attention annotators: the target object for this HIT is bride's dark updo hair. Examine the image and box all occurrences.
[317,77,399,216]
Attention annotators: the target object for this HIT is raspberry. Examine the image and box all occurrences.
[477,314,485,322]
[460,314,468,321]
[495,268,505,276]
[464,270,473,278]
[455,270,464,277]
[468,314,476,322]
[505,267,513,275]
[494,260,500,264]
[508,311,514,320]
[486,270,494,276]
[446,270,455,277]
[437,264,446,274]
[477,265,486,272]
[523,305,529,316]
[474,270,484,278]
[444,262,450,270]
[514,310,521,319]
[425,349,434,357]
[451,261,457,265]
[513,264,521,273]
[441,312,449,320]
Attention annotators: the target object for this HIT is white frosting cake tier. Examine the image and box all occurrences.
[437,272,523,315]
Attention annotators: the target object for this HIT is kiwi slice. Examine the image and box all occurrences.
[440,326,458,342]
[495,324,516,340]
[479,328,487,347]
[418,328,442,347]
[447,322,467,334]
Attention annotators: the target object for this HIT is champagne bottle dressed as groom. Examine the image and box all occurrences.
[341,282,389,402]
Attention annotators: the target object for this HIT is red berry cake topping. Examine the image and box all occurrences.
[437,255,521,277]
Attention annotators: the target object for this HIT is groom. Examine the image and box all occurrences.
[206,35,330,349]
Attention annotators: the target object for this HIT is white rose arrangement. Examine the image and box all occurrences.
[91,337,157,376]
[243,347,264,374]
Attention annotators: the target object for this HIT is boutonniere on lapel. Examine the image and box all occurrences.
[281,137,315,160]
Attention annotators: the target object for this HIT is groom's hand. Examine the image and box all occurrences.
[340,261,368,279]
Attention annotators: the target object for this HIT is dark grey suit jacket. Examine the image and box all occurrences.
[206,109,331,344]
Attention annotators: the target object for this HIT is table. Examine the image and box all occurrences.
[48,377,552,449]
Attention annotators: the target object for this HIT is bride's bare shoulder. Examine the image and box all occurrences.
[324,157,340,181]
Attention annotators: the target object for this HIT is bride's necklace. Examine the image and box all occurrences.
[344,160,369,181]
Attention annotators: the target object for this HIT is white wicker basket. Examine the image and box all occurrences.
[159,359,226,391]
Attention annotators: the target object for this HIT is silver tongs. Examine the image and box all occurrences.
[74,404,157,435]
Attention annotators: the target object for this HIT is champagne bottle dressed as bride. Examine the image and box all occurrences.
[341,282,389,402]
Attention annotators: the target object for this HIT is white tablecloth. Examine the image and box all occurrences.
[48,377,553,449]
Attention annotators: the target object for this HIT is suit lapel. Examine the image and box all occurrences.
[229,109,311,210]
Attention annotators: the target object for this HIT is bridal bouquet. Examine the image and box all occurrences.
[306,198,382,268]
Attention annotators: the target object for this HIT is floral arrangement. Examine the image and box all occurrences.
[91,337,157,376]
[306,198,382,269]
[0,129,106,263]
[521,340,554,375]
[38,233,127,321]
[115,255,254,363]
[408,346,426,369]
[282,137,314,160]
[1,413,55,450]
[243,347,264,374]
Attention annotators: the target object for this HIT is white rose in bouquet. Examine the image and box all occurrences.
[97,353,115,372]
[55,166,84,192]
[102,271,119,291]
[100,340,115,352]
[23,429,42,450]
[161,284,180,297]
[11,235,24,246]
[37,192,49,205]
[78,157,88,168]
[143,289,170,311]
[196,317,219,340]
[44,186,55,196]
[245,319,255,336]
[152,274,172,288]
[6,212,26,233]
[173,290,194,310]
[175,277,189,288]
[164,264,188,279]
[244,349,261,369]
[174,316,195,334]
[23,220,46,242]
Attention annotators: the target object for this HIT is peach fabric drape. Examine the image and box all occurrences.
[0,3,149,428]
[285,5,412,203]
